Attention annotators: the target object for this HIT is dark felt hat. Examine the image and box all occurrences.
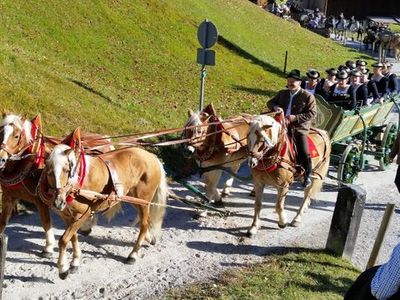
[338,64,351,74]
[356,59,367,67]
[286,69,302,81]
[337,70,349,80]
[372,62,384,68]
[350,70,362,77]
[361,68,370,75]
[306,69,320,79]
[345,60,356,70]
[325,68,338,76]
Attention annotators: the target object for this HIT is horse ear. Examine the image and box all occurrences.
[203,103,216,116]
[31,114,42,131]
[2,110,9,118]
[21,114,27,122]
[71,127,82,152]
[188,109,194,117]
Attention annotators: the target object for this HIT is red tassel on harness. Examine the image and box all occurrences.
[66,195,74,205]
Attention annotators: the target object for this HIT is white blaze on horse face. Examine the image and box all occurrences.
[48,145,78,190]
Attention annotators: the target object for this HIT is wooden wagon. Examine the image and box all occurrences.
[314,94,400,183]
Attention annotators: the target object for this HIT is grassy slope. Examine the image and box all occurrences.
[0,0,372,136]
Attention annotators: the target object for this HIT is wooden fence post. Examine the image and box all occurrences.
[326,184,366,259]
[366,203,395,269]
[0,234,7,300]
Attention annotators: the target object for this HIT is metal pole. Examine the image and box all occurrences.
[199,19,209,112]
[0,234,7,299]
[199,65,206,111]
[283,51,288,74]
[366,203,395,269]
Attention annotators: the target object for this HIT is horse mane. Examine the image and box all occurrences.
[2,114,33,143]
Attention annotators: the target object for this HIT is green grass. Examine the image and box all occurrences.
[167,249,361,300]
[389,24,400,33]
[0,0,373,137]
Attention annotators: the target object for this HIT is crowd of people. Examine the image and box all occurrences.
[299,60,398,110]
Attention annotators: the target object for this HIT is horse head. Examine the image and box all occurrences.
[43,127,82,211]
[181,104,216,158]
[247,115,281,168]
[0,112,37,169]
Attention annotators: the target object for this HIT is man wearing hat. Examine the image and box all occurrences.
[370,62,388,103]
[267,69,317,187]
[301,69,320,95]
[382,62,398,94]
[348,70,368,108]
[316,68,337,99]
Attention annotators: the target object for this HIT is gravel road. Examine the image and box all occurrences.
[1,148,399,299]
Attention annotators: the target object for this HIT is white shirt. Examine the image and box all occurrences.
[285,88,301,116]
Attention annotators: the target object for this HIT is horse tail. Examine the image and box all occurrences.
[148,160,168,242]
[310,129,331,199]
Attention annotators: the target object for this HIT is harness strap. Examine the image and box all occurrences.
[97,156,124,197]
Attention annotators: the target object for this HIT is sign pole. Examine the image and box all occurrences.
[199,65,206,111]
[196,19,218,112]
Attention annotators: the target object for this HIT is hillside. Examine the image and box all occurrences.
[0,0,371,135]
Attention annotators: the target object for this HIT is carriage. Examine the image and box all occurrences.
[314,93,400,183]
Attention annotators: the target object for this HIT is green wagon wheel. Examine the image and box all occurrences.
[337,144,361,184]
[378,122,397,171]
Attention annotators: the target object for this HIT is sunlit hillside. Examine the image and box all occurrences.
[0,0,371,135]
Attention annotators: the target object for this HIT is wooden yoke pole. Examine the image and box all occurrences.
[366,203,395,269]
[0,234,8,299]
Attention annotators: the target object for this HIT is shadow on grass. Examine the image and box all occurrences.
[218,35,284,76]
[67,78,121,107]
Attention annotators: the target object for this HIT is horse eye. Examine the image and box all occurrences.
[14,135,19,139]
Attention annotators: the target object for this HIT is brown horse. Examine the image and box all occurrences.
[246,115,331,236]
[0,113,113,256]
[182,104,252,204]
[38,128,168,279]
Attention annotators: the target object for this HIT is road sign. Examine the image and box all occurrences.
[196,48,215,66]
[197,20,218,49]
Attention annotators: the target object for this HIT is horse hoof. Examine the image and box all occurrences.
[249,190,256,197]
[79,229,92,236]
[246,231,256,238]
[59,270,69,280]
[278,223,288,229]
[41,251,53,259]
[125,257,136,265]
[150,237,157,246]
[70,266,79,274]
[221,192,229,198]
[213,201,224,208]
[291,220,301,227]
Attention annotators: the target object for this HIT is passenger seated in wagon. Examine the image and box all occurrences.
[328,70,353,109]
[328,70,367,110]
[348,70,368,107]
[369,62,388,103]
[301,69,320,95]
[360,68,382,105]
[316,68,337,100]
[382,62,398,94]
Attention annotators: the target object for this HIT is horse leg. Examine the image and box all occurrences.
[35,199,55,258]
[0,194,17,233]
[126,204,150,264]
[247,183,265,237]
[221,163,240,197]
[291,185,313,227]
[275,186,289,228]
[58,213,89,279]
[204,169,223,204]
